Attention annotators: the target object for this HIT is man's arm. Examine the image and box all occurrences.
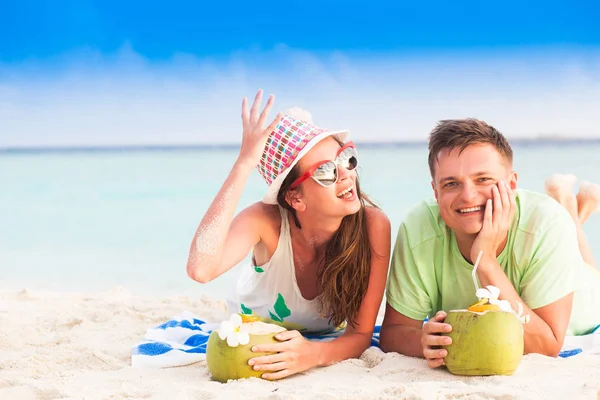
[471,183,578,357]
[476,259,574,356]
[381,211,443,361]
[380,303,454,368]
[379,303,424,357]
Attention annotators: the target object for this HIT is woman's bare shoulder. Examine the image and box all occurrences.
[364,205,391,228]
[240,201,283,233]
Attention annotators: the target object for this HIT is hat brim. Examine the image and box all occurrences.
[261,130,350,204]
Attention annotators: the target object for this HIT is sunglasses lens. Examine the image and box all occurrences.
[338,147,358,170]
[313,161,337,186]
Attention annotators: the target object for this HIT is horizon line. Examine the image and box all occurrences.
[3,137,600,154]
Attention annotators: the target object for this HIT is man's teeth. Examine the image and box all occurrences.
[459,206,482,213]
[337,186,353,198]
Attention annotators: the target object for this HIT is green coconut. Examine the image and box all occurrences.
[206,318,287,382]
[442,309,524,376]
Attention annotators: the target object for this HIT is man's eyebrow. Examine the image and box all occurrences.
[439,176,456,184]
[438,171,492,184]
[472,171,493,177]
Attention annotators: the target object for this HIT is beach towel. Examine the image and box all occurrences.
[558,324,600,357]
[131,312,600,369]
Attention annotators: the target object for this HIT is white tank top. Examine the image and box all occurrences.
[226,207,336,334]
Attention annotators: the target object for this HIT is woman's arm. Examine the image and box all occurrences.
[186,90,282,283]
[314,207,392,364]
[249,207,392,380]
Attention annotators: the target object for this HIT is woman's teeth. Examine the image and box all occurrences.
[337,186,353,198]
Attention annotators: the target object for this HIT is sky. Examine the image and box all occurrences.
[1,0,599,147]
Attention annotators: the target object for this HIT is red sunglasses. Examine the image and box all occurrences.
[290,141,359,189]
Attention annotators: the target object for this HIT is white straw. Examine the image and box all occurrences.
[472,250,483,291]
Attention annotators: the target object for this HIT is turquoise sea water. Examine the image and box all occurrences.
[1,142,599,299]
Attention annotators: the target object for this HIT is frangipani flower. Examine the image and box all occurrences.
[514,301,531,325]
[475,285,512,312]
[475,285,530,324]
[216,314,250,347]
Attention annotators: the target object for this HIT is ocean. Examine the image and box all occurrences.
[2,141,599,300]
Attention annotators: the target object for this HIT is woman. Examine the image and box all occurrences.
[186,90,391,380]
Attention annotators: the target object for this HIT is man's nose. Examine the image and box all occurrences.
[459,181,479,202]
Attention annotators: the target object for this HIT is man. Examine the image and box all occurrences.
[379,118,600,368]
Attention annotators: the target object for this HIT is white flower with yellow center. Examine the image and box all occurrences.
[475,285,530,324]
[216,314,250,347]
[513,301,531,325]
[475,285,513,312]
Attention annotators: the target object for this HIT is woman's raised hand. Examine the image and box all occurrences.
[237,89,282,167]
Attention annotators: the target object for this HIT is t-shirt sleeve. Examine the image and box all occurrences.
[519,206,583,310]
[386,222,433,321]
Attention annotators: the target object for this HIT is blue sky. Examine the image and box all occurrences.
[1,0,599,147]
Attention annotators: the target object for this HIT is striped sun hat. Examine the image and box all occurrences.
[257,108,349,204]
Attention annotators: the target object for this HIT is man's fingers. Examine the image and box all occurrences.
[499,181,512,226]
[424,346,448,360]
[424,321,452,334]
[492,184,502,226]
[427,357,446,368]
[483,198,493,228]
[499,181,510,208]
[424,333,452,347]
[507,182,517,221]
[434,311,447,321]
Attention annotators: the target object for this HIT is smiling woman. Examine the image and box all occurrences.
[181,89,391,380]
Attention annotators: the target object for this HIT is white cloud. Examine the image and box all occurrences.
[1,44,599,148]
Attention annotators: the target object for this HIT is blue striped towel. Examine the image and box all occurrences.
[130,312,599,368]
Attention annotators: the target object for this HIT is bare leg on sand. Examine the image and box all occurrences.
[545,174,599,268]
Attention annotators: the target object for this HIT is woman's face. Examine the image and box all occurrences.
[291,137,361,218]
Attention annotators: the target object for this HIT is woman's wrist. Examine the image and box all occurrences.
[233,156,258,173]
[311,341,328,367]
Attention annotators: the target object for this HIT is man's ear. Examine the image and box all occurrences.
[285,190,306,212]
[509,171,518,189]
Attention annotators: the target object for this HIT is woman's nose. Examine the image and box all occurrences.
[336,163,352,183]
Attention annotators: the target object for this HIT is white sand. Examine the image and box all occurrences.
[1,287,599,400]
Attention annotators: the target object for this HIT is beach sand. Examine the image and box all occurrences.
[1,287,599,400]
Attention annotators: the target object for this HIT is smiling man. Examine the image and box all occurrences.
[379,118,600,368]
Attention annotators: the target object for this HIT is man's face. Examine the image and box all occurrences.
[431,144,517,237]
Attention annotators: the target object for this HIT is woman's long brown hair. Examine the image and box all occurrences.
[276,140,379,328]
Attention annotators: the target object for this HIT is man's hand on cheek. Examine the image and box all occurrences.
[471,181,517,264]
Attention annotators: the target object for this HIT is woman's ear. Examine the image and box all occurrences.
[285,189,306,212]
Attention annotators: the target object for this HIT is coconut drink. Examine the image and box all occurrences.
[206,313,287,382]
[442,252,530,376]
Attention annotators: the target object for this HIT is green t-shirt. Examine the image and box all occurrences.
[386,189,600,336]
